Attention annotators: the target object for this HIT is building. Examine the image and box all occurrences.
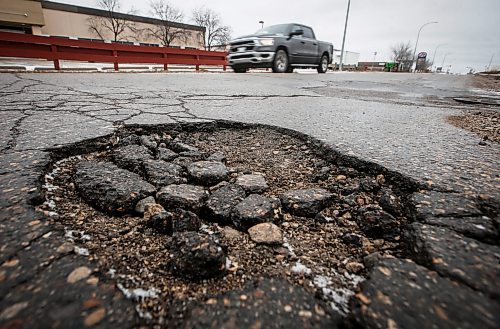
[0,0,205,48]
[331,49,360,70]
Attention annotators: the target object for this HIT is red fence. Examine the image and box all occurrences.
[0,31,227,71]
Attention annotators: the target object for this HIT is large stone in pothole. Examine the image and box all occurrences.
[169,142,199,153]
[112,144,153,175]
[204,184,246,222]
[235,174,269,193]
[135,196,156,214]
[405,223,500,299]
[248,223,283,244]
[157,147,178,162]
[74,161,156,213]
[187,161,229,186]
[410,191,482,220]
[170,232,226,280]
[178,278,340,328]
[148,209,201,235]
[280,188,333,217]
[377,187,403,216]
[351,258,500,329]
[357,209,401,239]
[232,194,280,231]
[140,134,158,150]
[118,134,141,146]
[157,184,208,212]
[144,159,185,187]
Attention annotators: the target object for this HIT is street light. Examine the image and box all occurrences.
[412,21,438,72]
[259,21,264,29]
[339,0,351,71]
[431,43,446,71]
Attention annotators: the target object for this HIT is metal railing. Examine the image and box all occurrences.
[0,31,228,71]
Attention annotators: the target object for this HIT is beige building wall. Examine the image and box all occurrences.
[40,8,203,49]
[0,0,44,26]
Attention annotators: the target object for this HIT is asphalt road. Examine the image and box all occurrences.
[1,71,499,328]
[1,71,498,196]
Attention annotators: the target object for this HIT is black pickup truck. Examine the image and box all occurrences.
[227,23,333,73]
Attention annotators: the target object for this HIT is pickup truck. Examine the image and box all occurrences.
[227,23,333,73]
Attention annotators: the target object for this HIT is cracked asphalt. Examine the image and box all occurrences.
[0,71,499,328]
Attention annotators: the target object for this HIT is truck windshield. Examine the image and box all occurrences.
[255,24,289,36]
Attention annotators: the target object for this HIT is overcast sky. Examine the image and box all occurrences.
[57,0,500,74]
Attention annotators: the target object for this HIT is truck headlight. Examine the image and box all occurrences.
[258,38,274,46]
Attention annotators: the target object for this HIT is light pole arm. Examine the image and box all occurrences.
[412,21,438,71]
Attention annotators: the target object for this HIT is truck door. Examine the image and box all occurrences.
[288,25,308,64]
[301,26,319,64]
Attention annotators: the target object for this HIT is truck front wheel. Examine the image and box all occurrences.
[317,54,329,73]
[272,49,289,73]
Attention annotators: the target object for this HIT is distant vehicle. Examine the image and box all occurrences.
[227,23,333,73]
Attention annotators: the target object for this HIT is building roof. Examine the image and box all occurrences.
[41,1,205,32]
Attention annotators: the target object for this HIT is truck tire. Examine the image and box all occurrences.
[317,54,329,73]
[233,67,248,73]
[272,49,289,73]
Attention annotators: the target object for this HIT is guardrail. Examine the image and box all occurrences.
[0,31,227,71]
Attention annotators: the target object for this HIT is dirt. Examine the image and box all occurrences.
[448,111,500,144]
[472,74,500,92]
[40,127,409,326]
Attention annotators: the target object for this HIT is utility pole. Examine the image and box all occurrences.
[339,0,351,71]
[259,21,264,29]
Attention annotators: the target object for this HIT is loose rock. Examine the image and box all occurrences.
[207,152,227,163]
[157,184,208,213]
[135,196,156,214]
[140,135,158,150]
[204,184,246,222]
[232,194,281,231]
[248,223,283,244]
[112,144,153,175]
[170,232,226,280]
[357,209,400,239]
[144,160,185,187]
[74,161,156,213]
[235,174,269,193]
[187,161,229,186]
[157,147,178,162]
[280,188,333,217]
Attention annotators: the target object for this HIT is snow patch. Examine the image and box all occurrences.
[117,283,159,301]
[291,262,311,275]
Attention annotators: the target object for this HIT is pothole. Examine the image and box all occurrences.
[39,123,415,327]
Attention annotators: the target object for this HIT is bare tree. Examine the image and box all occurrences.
[88,0,138,42]
[391,41,413,62]
[146,0,188,47]
[192,7,231,51]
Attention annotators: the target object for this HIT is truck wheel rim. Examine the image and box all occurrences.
[277,52,287,70]
[322,58,328,71]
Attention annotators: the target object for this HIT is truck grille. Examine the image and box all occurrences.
[229,39,256,53]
